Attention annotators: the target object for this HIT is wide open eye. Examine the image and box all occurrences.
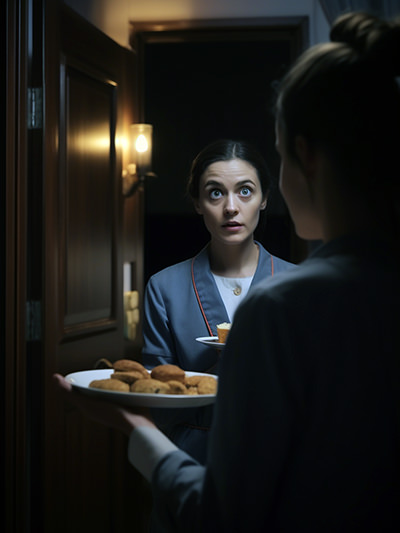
[209,188,223,200]
[239,186,252,197]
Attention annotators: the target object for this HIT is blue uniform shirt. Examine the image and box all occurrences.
[142,242,294,463]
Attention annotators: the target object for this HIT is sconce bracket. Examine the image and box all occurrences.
[122,170,157,197]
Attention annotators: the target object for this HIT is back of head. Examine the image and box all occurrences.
[276,12,400,232]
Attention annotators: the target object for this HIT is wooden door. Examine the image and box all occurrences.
[4,1,151,532]
[43,5,151,533]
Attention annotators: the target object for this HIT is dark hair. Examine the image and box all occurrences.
[187,139,271,200]
[275,12,400,194]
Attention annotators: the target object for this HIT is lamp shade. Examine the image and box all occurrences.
[130,124,153,175]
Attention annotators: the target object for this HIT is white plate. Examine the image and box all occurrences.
[196,336,225,348]
[65,369,217,408]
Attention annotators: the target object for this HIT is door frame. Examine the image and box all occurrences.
[129,15,309,117]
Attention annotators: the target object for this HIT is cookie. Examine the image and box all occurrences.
[131,379,171,394]
[185,375,202,387]
[196,376,218,395]
[151,364,185,383]
[111,370,149,384]
[167,380,188,395]
[89,379,129,392]
[113,359,148,376]
[184,374,217,394]
[185,387,199,395]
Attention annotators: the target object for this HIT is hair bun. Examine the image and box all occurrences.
[330,12,400,76]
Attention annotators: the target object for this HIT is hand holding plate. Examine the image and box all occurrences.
[52,373,154,435]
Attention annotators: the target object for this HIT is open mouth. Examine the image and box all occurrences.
[222,221,243,230]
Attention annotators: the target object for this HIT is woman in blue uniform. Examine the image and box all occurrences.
[142,139,294,464]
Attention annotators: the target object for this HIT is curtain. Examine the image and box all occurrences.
[318,0,400,24]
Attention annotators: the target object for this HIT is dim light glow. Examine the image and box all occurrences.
[123,123,154,196]
[135,134,149,153]
[129,124,153,174]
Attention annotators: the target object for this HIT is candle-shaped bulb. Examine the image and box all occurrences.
[135,134,148,153]
[130,124,153,175]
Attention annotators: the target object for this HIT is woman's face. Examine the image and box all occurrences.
[195,158,267,246]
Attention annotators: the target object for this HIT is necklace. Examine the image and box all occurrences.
[219,276,245,296]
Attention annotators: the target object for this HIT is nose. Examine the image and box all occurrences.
[223,193,239,216]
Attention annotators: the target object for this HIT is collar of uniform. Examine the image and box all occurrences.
[191,242,273,335]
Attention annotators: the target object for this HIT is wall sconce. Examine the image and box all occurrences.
[122,123,156,196]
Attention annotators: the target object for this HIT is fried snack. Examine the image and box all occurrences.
[216,322,231,343]
[184,377,199,395]
[87,362,217,397]
[89,378,129,392]
[196,376,218,395]
[151,364,186,383]
[113,359,148,376]
[184,374,217,394]
[185,375,202,387]
[131,379,171,394]
[111,370,149,384]
[167,380,188,394]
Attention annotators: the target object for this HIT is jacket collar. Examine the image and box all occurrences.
[191,241,273,335]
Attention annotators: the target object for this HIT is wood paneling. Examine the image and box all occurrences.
[62,66,116,330]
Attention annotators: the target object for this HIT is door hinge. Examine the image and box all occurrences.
[27,87,43,129]
[26,301,42,341]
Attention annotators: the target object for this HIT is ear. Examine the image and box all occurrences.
[194,200,203,215]
[260,195,267,211]
[294,136,317,180]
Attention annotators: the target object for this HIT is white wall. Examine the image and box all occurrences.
[64,0,330,49]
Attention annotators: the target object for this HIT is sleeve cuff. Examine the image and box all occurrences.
[128,425,179,482]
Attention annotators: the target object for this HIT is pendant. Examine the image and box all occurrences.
[233,287,242,296]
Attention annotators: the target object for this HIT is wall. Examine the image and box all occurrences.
[63,0,330,48]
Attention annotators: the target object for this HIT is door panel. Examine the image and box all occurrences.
[62,65,117,333]
[55,18,124,371]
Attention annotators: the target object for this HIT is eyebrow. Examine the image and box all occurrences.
[203,178,257,188]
